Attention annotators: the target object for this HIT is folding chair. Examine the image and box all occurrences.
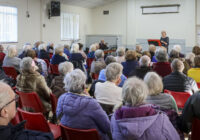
[60,124,100,140]
[2,66,18,80]
[44,59,50,68]
[50,93,58,123]
[50,64,59,75]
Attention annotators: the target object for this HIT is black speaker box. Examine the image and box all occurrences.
[51,1,60,16]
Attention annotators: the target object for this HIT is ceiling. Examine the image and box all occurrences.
[61,0,119,9]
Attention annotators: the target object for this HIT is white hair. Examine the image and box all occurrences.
[71,44,79,53]
[139,55,151,67]
[38,44,47,51]
[20,57,33,71]
[122,77,149,106]
[173,45,181,53]
[171,59,184,72]
[89,44,97,52]
[54,44,64,55]
[185,52,195,61]
[149,44,156,52]
[136,44,142,52]
[0,82,11,109]
[7,45,17,57]
[58,62,74,76]
[155,48,168,62]
[116,47,125,56]
[95,49,104,59]
[144,72,163,96]
[106,63,123,82]
[64,69,86,93]
[23,44,32,51]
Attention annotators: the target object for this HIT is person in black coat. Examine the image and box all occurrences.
[38,44,50,61]
[160,30,169,52]
[99,40,108,50]
[0,82,53,140]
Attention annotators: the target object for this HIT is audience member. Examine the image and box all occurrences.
[149,44,156,61]
[87,44,97,59]
[192,45,200,56]
[38,44,50,61]
[95,63,123,108]
[56,69,110,140]
[163,59,198,95]
[99,40,108,50]
[18,44,32,59]
[50,62,73,98]
[132,55,152,79]
[63,44,71,58]
[33,41,42,55]
[135,44,142,60]
[16,57,52,113]
[187,55,200,83]
[78,43,87,60]
[185,52,195,68]
[121,50,139,77]
[115,47,125,63]
[90,49,106,75]
[0,82,54,140]
[47,43,54,53]
[144,72,178,112]
[111,77,180,140]
[142,51,151,58]
[152,48,172,77]
[173,45,185,58]
[3,45,21,72]
[0,45,5,67]
[51,44,67,65]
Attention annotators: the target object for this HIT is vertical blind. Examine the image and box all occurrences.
[61,12,79,40]
[0,6,18,42]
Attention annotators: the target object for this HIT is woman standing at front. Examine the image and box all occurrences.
[160,30,169,53]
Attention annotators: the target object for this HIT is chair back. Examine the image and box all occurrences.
[50,64,59,75]
[86,58,94,69]
[49,53,53,59]
[197,83,200,89]
[192,118,200,140]
[44,59,50,68]
[16,91,45,113]
[2,66,18,80]
[164,89,191,109]
[50,93,58,114]
[92,73,99,80]
[17,108,50,132]
[60,124,100,140]
[11,111,22,125]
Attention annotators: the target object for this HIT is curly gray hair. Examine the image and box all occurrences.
[155,48,168,62]
[58,62,74,76]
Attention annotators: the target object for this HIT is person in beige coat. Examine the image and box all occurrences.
[16,57,52,112]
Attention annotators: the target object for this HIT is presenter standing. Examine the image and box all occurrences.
[160,30,169,52]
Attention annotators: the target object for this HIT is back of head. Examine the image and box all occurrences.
[105,56,116,65]
[185,52,195,67]
[7,45,17,58]
[95,49,104,59]
[173,45,181,53]
[0,44,4,52]
[136,44,142,53]
[78,43,83,50]
[58,61,74,76]
[169,49,179,58]
[71,44,79,53]
[155,48,168,62]
[144,72,163,96]
[20,57,34,72]
[64,69,86,94]
[25,49,36,59]
[116,47,125,57]
[106,62,123,82]
[142,51,151,58]
[139,55,151,67]
[125,50,137,61]
[54,44,64,55]
[23,44,32,52]
[171,58,184,72]
[89,44,97,52]
[194,55,200,68]
[38,43,47,51]
[192,46,200,56]
[64,44,70,50]
[122,77,149,106]
[149,45,156,53]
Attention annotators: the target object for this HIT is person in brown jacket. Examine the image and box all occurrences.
[50,61,74,98]
[16,57,52,112]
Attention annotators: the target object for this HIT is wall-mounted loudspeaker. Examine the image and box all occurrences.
[51,1,60,16]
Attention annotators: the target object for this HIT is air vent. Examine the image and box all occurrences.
[103,10,109,15]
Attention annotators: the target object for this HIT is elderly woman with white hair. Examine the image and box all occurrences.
[115,47,125,63]
[69,43,85,71]
[87,43,97,59]
[95,63,123,109]
[144,72,178,112]
[173,45,185,58]
[90,49,106,75]
[111,77,180,140]
[16,57,52,113]
[56,69,110,140]
[185,52,195,68]
[18,44,32,59]
[152,48,172,77]
[3,45,21,71]
[38,43,50,61]
[50,44,67,65]
[50,62,74,98]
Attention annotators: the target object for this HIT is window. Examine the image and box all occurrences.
[0,6,18,43]
[61,12,79,40]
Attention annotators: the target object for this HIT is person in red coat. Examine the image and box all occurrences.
[152,48,172,77]
[0,45,5,67]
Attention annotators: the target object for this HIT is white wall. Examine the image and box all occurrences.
[197,0,200,25]
[91,0,196,48]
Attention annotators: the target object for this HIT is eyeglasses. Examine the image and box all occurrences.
[0,94,19,113]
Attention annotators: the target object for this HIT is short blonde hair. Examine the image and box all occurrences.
[71,44,79,53]
[116,47,125,57]
[144,72,163,95]
[89,44,97,52]
[149,45,156,53]
[7,45,17,57]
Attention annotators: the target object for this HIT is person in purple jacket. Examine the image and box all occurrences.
[111,77,180,140]
[56,69,110,140]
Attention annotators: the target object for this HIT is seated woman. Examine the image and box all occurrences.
[87,44,97,59]
[111,77,180,140]
[50,44,67,65]
[188,55,200,83]
[56,69,110,140]
[115,47,125,64]
[16,57,52,113]
[144,72,178,113]
[69,44,85,71]
[38,44,50,61]
[3,45,21,72]
[121,50,139,77]
[152,48,172,77]
[50,61,73,98]
[18,44,32,59]
[95,62,123,108]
